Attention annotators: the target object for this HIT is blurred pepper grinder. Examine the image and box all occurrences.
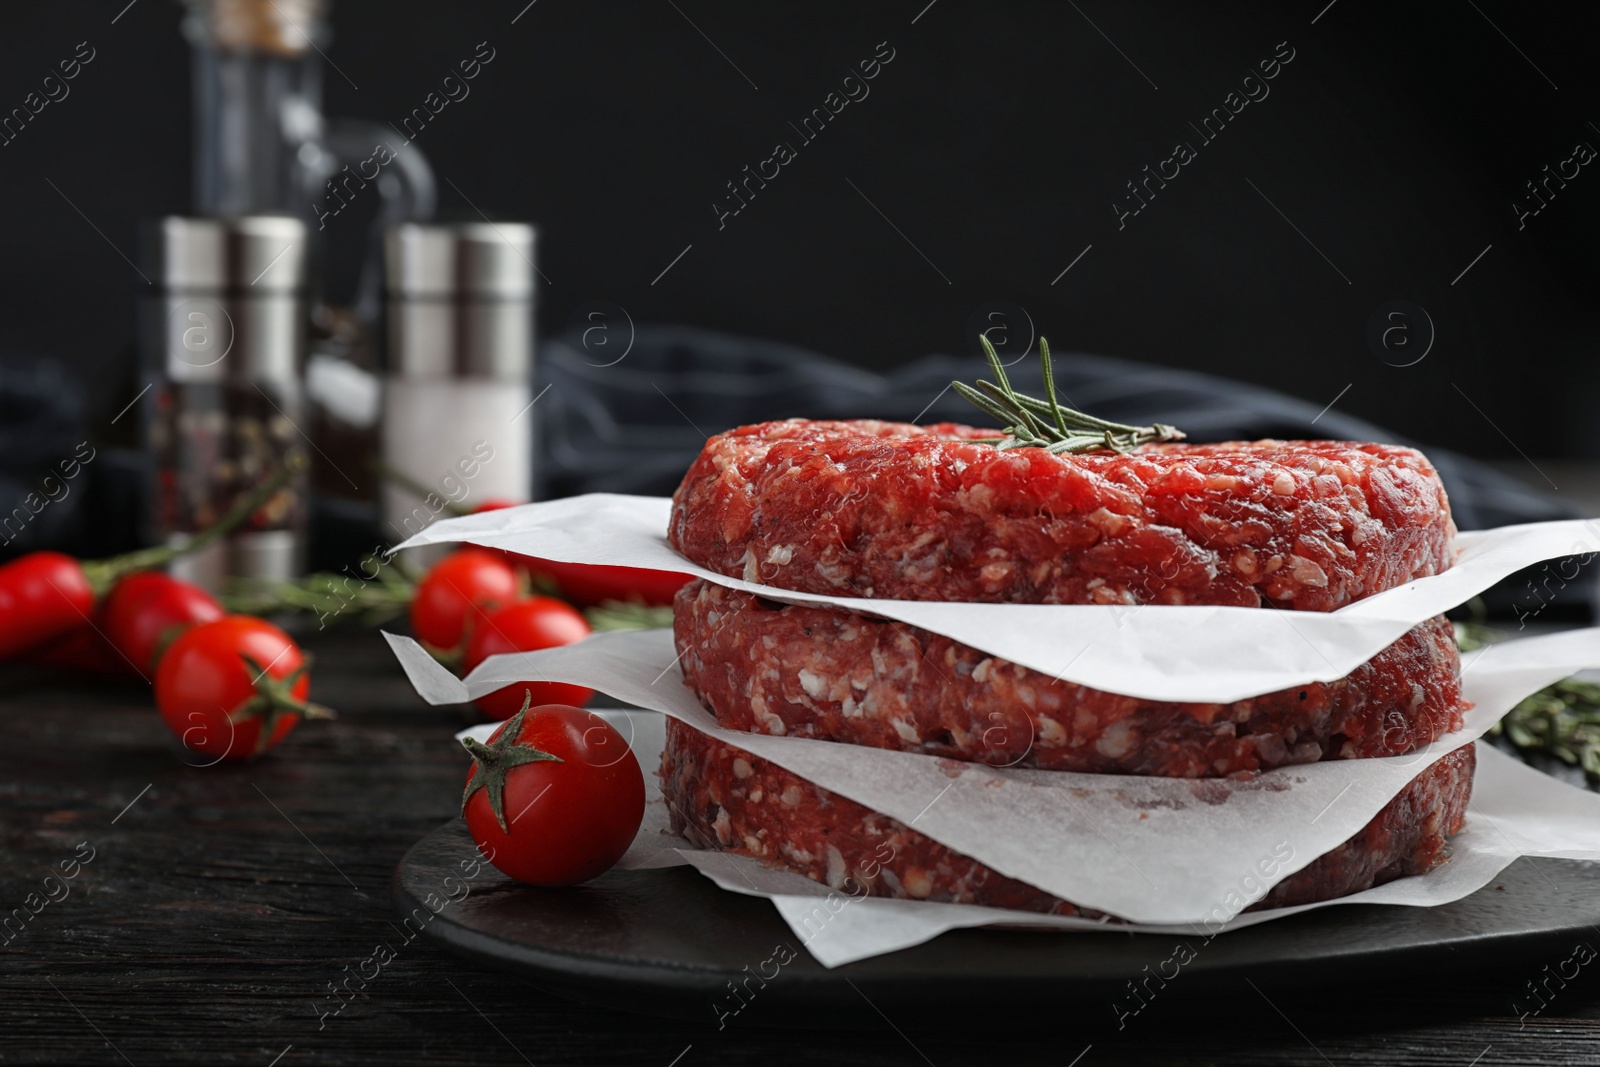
[145,0,435,585]
[143,216,309,586]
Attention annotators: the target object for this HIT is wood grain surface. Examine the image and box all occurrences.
[2,629,1597,1066]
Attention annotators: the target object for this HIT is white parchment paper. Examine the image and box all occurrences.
[457,715,1600,968]
[392,494,1600,702]
[398,624,1600,927]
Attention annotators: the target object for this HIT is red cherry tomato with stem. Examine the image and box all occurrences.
[461,698,645,886]
[155,616,331,761]
[462,597,593,719]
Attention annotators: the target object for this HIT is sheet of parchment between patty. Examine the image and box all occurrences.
[391,494,1600,703]
[681,745,1600,967]
[453,717,1600,968]
[385,625,1600,926]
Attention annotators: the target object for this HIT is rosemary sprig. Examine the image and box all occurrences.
[1457,620,1600,784]
[220,569,413,629]
[584,600,675,632]
[1502,679,1600,781]
[952,336,1186,454]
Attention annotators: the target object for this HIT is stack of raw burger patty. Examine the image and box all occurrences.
[661,419,1471,917]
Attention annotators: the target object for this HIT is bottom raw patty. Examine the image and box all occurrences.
[660,719,1476,918]
[674,579,1466,777]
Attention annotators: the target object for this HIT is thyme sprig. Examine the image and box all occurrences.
[952,336,1185,454]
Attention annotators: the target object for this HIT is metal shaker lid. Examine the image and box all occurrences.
[385,222,536,301]
[148,215,307,293]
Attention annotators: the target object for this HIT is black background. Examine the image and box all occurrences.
[1,0,1596,459]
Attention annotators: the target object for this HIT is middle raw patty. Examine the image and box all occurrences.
[674,579,1466,778]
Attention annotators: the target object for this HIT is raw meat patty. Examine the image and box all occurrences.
[660,719,1476,918]
[673,580,1466,777]
[669,420,1456,611]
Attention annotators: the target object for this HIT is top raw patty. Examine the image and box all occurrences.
[669,420,1456,610]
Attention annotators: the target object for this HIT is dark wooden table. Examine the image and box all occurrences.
[4,629,1598,1066]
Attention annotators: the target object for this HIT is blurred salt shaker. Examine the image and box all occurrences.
[382,223,536,559]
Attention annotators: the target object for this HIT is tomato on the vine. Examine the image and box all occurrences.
[461,699,645,886]
[461,597,594,718]
[155,616,329,761]
[410,548,521,652]
[101,571,225,676]
[0,457,301,661]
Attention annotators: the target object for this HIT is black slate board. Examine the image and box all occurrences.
[395,819,1600,1027]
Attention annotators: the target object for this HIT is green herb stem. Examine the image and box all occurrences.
[1458,620,1600,783]
[82,452,306,595]
[953,337,1185,454]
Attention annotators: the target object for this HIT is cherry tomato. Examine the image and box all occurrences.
[101,571,225,676]
[155,616,325,761]
[462,597,594,719]
[461,701,645,886]
[410,549,521,652]
[0,551,94,659]
[468,499,689,608]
